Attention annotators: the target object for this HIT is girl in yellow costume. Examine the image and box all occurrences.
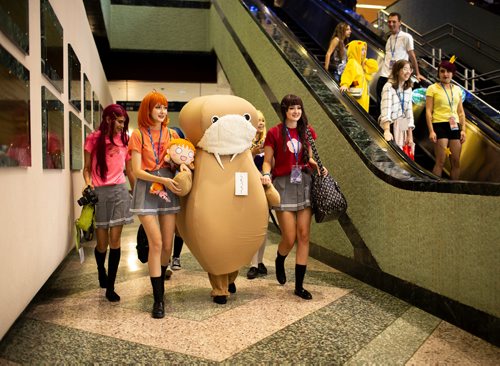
[339,40,379,112]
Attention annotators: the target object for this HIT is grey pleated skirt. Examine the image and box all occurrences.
[94,183,134,229]
[130,168,180,216]
[272,173,312,212]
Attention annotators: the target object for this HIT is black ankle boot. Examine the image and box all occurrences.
[94,248,108,288]
[213,295,227,304]
[294,264,312,300]
[275,251,287,285]
[150,276,165,318]
[106,248,121,302]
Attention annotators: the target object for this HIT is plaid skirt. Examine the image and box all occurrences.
[130,168,180,216]
[94,183,134,228]
[272,173,312,212]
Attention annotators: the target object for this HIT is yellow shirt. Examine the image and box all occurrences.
[426,83,463,123]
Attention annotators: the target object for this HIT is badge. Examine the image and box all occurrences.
[290,165,302,184]
[389,59,395,68]
[449,116,459,131]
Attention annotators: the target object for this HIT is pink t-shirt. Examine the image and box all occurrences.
[84,131,130,187]
[264,123,317,177]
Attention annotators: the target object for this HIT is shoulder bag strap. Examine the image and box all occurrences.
[305,127,324,173]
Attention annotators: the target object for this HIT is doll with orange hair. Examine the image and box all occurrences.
[128,90,191,318]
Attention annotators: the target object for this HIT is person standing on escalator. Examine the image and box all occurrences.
[324,22,351,82]
[376,12,424,107]
[425,60,466,180]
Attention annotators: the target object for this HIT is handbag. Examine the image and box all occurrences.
[136,224,149,263]
[402,144,414,161]
[305,128,348,223]
[348,87,363,99]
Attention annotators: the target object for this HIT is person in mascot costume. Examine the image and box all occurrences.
[176,95,280,304]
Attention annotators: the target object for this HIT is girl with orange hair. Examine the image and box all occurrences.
[128,91,191,318]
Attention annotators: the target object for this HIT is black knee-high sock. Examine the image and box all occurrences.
[173,235,183,258]
[94,248,107,288]
[275,250,287,285]
[295,264,307,291]
[106,248,121,301]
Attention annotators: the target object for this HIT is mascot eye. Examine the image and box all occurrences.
[188,151,194,158]
[211,116,219,124]
[175,147,182,154]
[243,113,251,122]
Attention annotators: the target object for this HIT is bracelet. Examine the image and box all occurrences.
[262,173,271,177]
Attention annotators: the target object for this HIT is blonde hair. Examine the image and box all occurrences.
[252,110,267,148]
[137,91,169,129]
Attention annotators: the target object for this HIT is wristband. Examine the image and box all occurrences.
[262,173,271,178]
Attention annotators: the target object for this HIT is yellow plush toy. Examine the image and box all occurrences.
[176,95,280,304]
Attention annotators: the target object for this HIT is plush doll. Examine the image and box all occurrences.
[149,138,196,201]
[176,95,280,304]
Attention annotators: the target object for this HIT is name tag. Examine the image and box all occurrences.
[235,172,248,196]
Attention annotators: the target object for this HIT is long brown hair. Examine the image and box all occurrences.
[331,22,350,60]
[390,60,413,90]
[280,94,310,165]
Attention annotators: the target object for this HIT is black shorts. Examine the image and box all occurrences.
[433,122,461,140]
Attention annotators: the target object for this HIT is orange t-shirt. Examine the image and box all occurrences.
[128,126,179,171]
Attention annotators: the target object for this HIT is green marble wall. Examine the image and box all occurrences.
[211,1,500,318]
[108,5,210,51]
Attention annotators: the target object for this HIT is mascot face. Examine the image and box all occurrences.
[179,95,259,170]
[198,113,256,169]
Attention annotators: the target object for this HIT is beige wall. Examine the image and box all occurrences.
[0,0,112,339]
[211,1,500,318]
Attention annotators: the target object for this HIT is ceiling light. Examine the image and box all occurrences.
[356,4,387,9]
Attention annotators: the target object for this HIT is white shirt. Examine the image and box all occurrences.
[380,30,415,77]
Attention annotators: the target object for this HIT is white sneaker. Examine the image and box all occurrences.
[165,264,173,280]
[172,257,181,270]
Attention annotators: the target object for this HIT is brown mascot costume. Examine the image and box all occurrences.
[176,95,280,304]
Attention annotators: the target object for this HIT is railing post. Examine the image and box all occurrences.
[465,69,469,90]
[472,69,476,92]
[432,48,435,68]
[438,48,442,62]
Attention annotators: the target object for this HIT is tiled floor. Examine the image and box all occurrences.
[1,222,499,364]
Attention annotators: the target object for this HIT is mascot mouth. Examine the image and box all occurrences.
[197,113,256,169]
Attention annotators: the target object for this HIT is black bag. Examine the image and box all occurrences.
[136,224,149,263]
[306,128,347,223]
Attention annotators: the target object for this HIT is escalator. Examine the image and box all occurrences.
[264,0,500,183]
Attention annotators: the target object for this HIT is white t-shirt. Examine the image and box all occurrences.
[380,30,414,77]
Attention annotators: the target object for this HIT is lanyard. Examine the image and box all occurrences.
[285,126,299,163]
[390,32,399,59]
[147,127,162,167]
[440,83,454,113]
[396,88,405,114]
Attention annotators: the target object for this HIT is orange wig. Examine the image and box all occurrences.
[138,91,169,129]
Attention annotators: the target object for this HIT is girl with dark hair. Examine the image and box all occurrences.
[83,103,135,302]
[324,22,351,82]
[260,95,327,300]
[425,60,466,179]
[128,91,188,318]
[379,59,415,150]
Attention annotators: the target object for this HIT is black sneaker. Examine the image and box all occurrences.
[258,262,268,275]
[247,266,259,279]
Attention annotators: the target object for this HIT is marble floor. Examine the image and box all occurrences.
[0,222,499,365]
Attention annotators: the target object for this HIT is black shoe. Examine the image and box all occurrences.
[213,295,227,304]
[105,290,121,302]
[258,263,268,275]
[294,288,312,300]
[247,267,259,279]
[152,301,165,318]
[275,258,286,285]
[228,283,236,293]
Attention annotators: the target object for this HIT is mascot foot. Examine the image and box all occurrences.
[213,295,227,304]
[228,283,236,293]
[294,288,312,300]
[152,301,165,318]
